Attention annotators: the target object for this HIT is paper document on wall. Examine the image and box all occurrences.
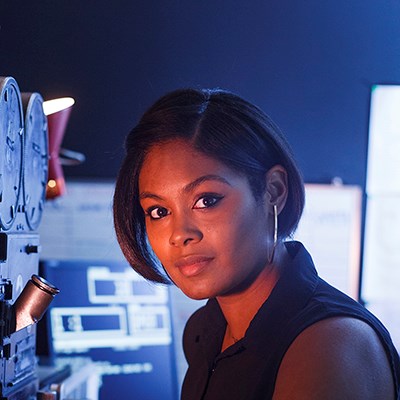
[293,184,362,300]
[39,180,124,261]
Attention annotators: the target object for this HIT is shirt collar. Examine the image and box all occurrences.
[198,241,319,353]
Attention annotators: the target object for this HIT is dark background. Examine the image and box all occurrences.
[1,0,400,187]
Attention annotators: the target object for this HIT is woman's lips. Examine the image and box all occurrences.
[174,255,214,277]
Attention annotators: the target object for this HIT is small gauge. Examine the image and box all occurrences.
[22,92,48,230]
[0,77,24,231]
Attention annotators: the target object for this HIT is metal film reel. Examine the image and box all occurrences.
[22,93,48,230]
[0,77,24,231]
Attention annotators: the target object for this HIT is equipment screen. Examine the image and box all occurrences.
[40,259,178,400]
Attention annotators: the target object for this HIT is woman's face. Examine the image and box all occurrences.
[138,140,274,300]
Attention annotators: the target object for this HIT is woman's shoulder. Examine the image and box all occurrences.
[273,316,396,400]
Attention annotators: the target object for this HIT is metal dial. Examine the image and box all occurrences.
[0,77,24,230]
[22,92,48,230]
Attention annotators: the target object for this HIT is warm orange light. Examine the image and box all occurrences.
[46,178,66,200]
[47,179,57,188]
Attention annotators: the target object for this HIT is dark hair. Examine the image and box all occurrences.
[113,88,305,283]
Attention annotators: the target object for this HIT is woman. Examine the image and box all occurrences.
[113,88,400,399]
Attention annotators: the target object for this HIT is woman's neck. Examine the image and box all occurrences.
[218,243,289,352]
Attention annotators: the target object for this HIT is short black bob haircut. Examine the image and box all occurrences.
[113,88,305,284]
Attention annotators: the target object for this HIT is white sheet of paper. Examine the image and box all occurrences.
[39,180,124,261]
[294,184,362,300]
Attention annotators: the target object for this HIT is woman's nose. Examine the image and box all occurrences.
[169,214,203,247]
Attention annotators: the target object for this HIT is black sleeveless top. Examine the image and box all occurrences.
[181,241,400,400]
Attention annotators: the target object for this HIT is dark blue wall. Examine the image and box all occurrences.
[1,1,400,186]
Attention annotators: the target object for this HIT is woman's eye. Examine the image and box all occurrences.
[193,195,223,209]
[148,207,169,219]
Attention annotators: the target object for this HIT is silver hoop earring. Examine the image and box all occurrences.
[268,204,278,264]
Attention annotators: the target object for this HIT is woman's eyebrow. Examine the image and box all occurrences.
[183,174,232,193]
[139,192,163,201]
[139,175,231,201]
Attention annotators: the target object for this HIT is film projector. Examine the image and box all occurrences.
[0,76,60,399]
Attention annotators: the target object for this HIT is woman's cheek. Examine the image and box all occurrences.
[147,230,169,262]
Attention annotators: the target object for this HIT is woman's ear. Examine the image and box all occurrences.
[264,165,288,214]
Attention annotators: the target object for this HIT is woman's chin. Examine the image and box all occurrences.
[178,285,214,301]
